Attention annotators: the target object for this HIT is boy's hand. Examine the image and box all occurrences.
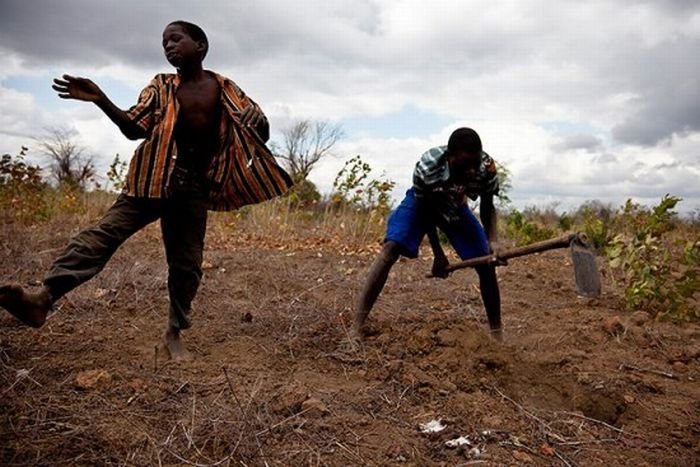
[431,254,450,279]
[52,75,103,102]
[489,241,507,266]
[237,105,266,128]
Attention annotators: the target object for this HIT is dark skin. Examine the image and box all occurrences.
[353,150,503,342]
[40,23,268,360]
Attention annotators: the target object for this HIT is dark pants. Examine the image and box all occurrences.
[43,167,209,330]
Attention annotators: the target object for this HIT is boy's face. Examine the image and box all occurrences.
[449,150,481,184]
[162,24,204,68]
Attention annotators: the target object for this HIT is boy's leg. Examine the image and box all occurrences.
[0,195,159,327]
[353,189,424,338]
[44,195,161,298]
[160,181,208,360]
[475,264,502,338]
[353,241,401,335]
[443,206,502,339]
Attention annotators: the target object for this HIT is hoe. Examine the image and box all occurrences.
[429,232,601,297]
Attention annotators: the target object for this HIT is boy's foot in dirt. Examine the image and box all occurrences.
[490,327,504,342]
[163,327,192,361]
[0,284,52,328]
[342,328,362,353]
[349,323,363,343]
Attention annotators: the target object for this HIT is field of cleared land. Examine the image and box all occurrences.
[1,209,698,466]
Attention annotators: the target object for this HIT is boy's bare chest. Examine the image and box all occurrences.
[175,79,221,129]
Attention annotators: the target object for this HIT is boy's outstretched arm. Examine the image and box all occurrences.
[52,75,146,140]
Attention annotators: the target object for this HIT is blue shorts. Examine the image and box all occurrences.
[385,188,490,259]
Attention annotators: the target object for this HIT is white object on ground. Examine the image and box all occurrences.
[445,436,472,448]
[419,419,446,433]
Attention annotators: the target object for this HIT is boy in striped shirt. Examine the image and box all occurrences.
[353,128,503,340]
[0,21,291,360]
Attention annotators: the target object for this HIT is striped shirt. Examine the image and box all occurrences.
[124,72,292,211]
[413,145,499,200]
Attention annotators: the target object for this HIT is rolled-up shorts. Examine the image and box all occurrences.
[385,188,489,260]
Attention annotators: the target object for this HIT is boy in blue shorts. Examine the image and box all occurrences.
[352,127,503,340]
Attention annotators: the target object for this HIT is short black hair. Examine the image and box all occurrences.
[447,127,482,154]
[168,21,209,60]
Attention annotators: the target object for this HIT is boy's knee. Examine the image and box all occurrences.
[381,241,402,263]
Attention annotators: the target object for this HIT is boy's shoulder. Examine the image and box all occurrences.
[217,74,247,98]
[418,145,448,164]
[143,73,177,89]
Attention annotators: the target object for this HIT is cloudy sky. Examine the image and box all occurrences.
[1,0,699,213]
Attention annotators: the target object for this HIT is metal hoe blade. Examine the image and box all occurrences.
[570,235,601,297]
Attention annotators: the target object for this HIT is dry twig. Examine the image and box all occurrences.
[559,411,624,434]
[619,363,677,380]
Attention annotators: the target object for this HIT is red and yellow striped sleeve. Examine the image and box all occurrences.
[125,76,159,133]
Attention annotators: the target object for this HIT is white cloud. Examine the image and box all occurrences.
[0,0,698,213]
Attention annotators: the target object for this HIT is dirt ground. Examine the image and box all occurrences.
[1,217,699,466]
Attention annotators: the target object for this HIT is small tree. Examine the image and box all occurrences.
[38,127,96,190]
[274,119,343,183]
[106,154,128,192]
[330,155,395,216]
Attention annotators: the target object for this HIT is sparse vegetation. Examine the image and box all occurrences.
[3,148,699,321]
[0,146,49,223]
[503,207,557,246]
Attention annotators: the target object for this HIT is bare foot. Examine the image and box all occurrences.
[345,319,367,346]
[490,327,504,342]
[349,322,363,341]
[0,284,51,328]
[163,328,192,361]
[342,328,362,353]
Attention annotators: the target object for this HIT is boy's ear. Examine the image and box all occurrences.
[196,40,207,57]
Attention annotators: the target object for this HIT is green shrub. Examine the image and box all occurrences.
[608,195,699,321]
[569,201,616,252]
[287,177,322,209]
[504,208,556,245]
[329,155,395,217]
[0,147,50,223]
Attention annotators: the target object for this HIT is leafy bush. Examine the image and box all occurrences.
[504,208,556,245]
[608,195,699,321]
[576,206,615,253]
[287,177,322,209]
[329,155,395,216]
[0,147,50,222]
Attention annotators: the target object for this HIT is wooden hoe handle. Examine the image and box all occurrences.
[444,233,580,273]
